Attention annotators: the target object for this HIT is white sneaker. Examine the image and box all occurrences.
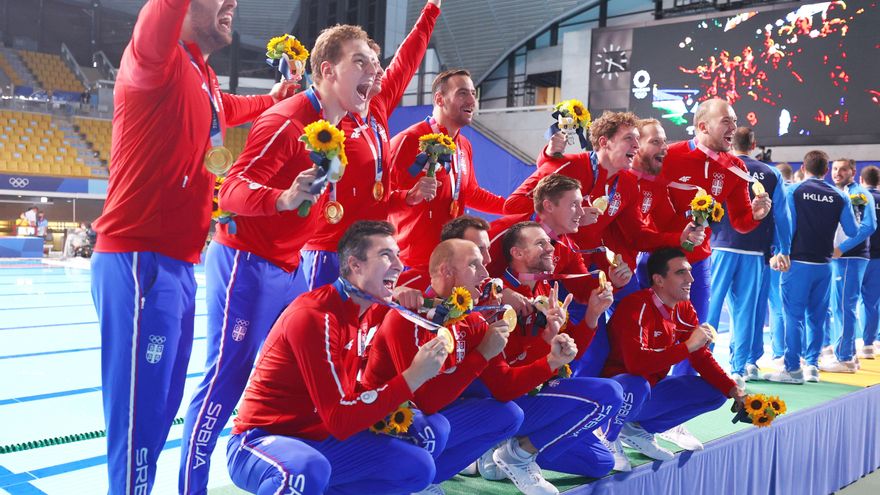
[859,346,876,359]
[819,359,857,373]
[492,439,559,495]
[854,355,861,370]
[657,424,704,451]
[477,445,505,481]
[594,429,631,472]
[770,356,785,371]
[730,373,746,390]
[804,365,820,383]
[745,364,760,381]
[763,367,805,384]
[460,461,478,476]
[619,423,675,461]
[821,345,835,358]
[411,484,445,495]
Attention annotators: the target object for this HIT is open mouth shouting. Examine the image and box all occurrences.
[218,11,233,33]
[381,272,399,297]
[356,79,374,104]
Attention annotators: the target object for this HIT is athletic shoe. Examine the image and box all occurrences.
[657,424,704,451]
[730,373,746,390]
[619,423,675,461]
[492,439,559,495]
[770,356,785,371]
[819,359,857,373]
[804,365,820,383]
[594,429,631,472]
[820,345,835,358]
[763,367,805,384]
[459,461,478,476]
[411,484,445,495]
[854,355,861,370]
[859,346,876,360]
[477,445,505,481]
[745,364,760,381]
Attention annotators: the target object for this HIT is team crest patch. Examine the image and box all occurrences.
[608,193,622,216]
[712,172,725,196]
[232,318,250,342]
[641,191,653,213]
[360,390,378,404]
[146,335,166,364]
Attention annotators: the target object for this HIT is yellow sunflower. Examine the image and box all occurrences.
[369,418,390,434]
[743,394,770,416]
[438,134,456,150]
[284,36,309,62]
[690,194,713,212]
[388,406,414,434]
[564,99,591,127]
[266,35,289,57]
[558,363,572,379]
[450,287,473,312]
[753,412,773,428]
[767,396,787,415]
[302,120,345,153]
[711,202,725,222]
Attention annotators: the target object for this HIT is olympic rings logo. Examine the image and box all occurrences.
[9,177,30,188]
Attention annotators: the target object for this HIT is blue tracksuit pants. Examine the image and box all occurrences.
[629,375,728,434]
[827,257,869,361]
[295,249,341,292]
[706,250,767,375]
[92,251,196,495]
[180,242,302,494]
[781,262,832,371]
[861,258,880,347]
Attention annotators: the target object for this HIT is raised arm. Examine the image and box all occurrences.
[123,0,191,89]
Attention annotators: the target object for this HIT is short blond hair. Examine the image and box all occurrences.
[310,24,370,82]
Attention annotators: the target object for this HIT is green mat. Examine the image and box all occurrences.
[210,380,863,495]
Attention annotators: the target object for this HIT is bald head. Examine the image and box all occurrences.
[428,238,488,298]
[694,98,737,152]
[429,239,473,276]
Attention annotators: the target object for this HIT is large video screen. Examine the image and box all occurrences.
[628,0,880,145]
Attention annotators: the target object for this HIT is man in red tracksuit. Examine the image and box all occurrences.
[658,98,771,334]
[297,0,443,291]
[180,22,388,494]
[396,214,493,292]
[228,221,449,495]
[602,247,745,468]
[388,68,505,268]
[90,1,295,493]
[366,237,579,495]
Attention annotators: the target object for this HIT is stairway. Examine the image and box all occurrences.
[54,115,107,176]
[0,47,38,88]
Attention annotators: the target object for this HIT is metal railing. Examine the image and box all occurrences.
[60,43,89,89]
[91,51,117,81]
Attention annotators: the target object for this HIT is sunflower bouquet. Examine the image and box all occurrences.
[548,99,591,152]
[408,133,456,178]
[850,193,868,207]
[212,176,237,234]
[370,402,415,436]
[425,286,473,326]
[298,120,348,217]
[265,34,309,80]
[732,393,787,428]
[682,188,725,251]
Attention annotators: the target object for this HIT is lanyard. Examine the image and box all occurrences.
[428,117,462,203]
[589,151,619,202]
[332,278,443,333]
[349,112,384,183]
[690,138,755,184]
[181,42,223,148]
[649,288,672,320]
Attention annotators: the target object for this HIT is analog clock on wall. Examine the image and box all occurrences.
[594,43,629,79]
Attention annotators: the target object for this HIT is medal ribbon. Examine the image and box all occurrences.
[690,138,755,183]
[349,112,384,185]
[333,278,443,333]
[181,42,223,149]
[428,117,462,206]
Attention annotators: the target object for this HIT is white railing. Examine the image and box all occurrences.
[60,43,89,88]
[92,51,117,81]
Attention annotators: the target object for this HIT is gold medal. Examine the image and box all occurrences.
[204,146,233,175]
[502,305,518,328]
[373,181,384,201]
[592,196,609,214]
[449,201,460,217]
[437,327,455,353]
[324,201,344,224]
[751,181,766,196]
[598,270,608,288]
